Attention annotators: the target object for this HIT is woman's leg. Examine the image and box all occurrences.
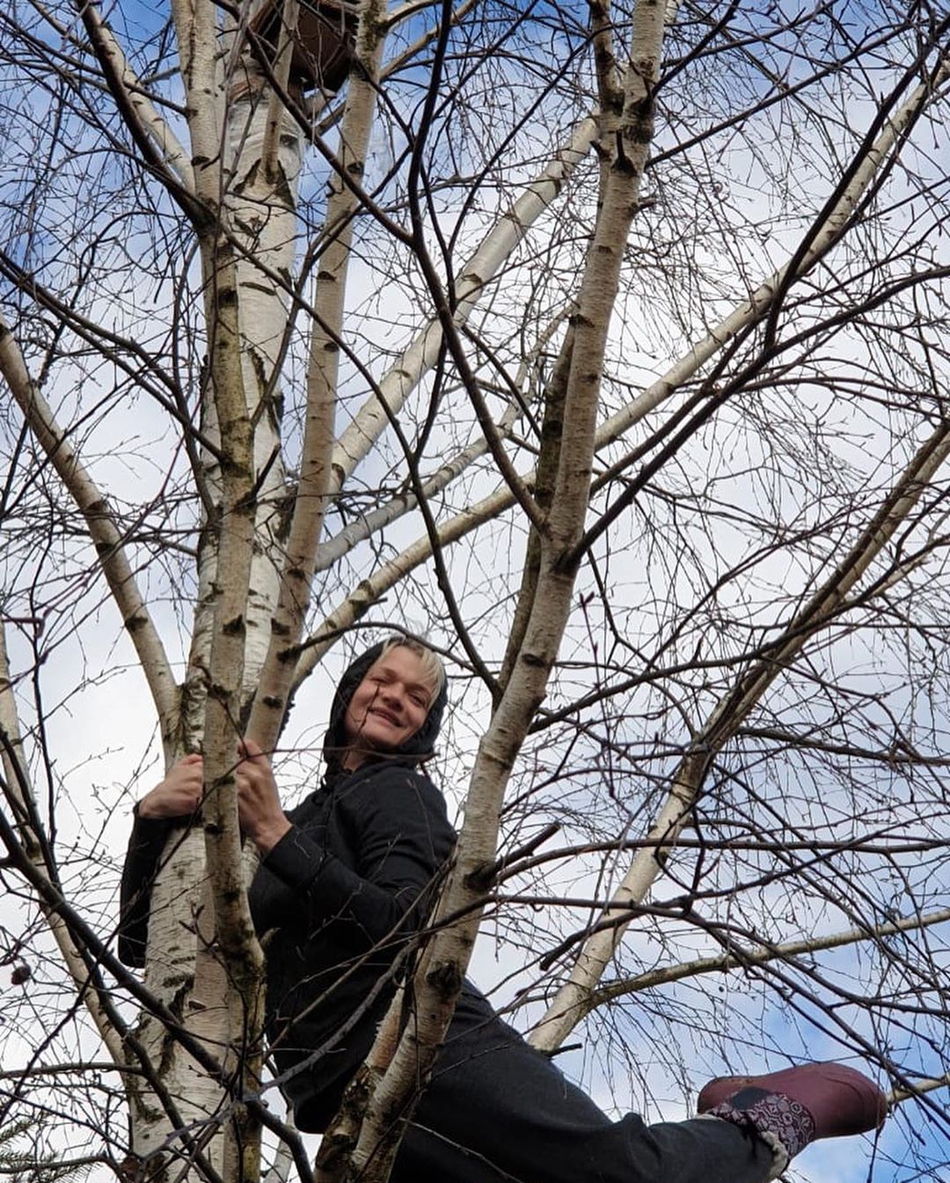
[389,994,773,1183]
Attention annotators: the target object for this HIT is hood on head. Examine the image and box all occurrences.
[322,640,447,770]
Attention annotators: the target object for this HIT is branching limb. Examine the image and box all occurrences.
[260,0,300,181]
[0,625,125,1066]
[591,906,950,1008]
[328,116,598,491]
[530,416,950,1051]
[0,316,179,741]
[587,1,623,113]
[76,0,196,194]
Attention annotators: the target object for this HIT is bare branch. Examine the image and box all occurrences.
[0,316,179,737]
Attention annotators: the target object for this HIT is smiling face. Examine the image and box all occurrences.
[341,645,436,766]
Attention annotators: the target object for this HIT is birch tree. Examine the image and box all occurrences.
[1,2,950,1182]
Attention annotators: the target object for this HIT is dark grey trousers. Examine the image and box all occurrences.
[388,990,774,1183]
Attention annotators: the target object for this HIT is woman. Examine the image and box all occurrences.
[121,636,887,1183]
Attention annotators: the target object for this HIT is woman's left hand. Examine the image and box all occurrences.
[236,739,292,854]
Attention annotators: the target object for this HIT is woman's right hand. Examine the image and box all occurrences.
[136,753,204,819]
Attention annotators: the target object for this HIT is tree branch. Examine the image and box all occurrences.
[0,316,179,739]
[530,415,950,1051]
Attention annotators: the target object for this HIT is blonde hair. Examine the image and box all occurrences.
[380,635,445,700]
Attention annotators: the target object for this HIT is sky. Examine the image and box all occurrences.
[1,1,949,1180]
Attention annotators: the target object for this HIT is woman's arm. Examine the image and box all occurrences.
[118,811,176,966]
[117,754,204,966]
[256,765,456,950]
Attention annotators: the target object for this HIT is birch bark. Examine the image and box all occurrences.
[128,0,303,1170]
[333,5,670,1179]
[246,0,388,747]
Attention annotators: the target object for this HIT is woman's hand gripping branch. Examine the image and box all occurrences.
[236,738,292,855]
[136,752,204,819]
[137,745,291,856]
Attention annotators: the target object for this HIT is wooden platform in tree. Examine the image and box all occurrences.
[249,0,358,91]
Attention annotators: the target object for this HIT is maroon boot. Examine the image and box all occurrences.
[698,1062,887,1177]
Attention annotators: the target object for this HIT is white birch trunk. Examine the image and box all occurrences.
[246,0,387,746]
[129,6,306,1172]
[226,70,303,695]
[331,7,670,1179]
[128,0,227,1157]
